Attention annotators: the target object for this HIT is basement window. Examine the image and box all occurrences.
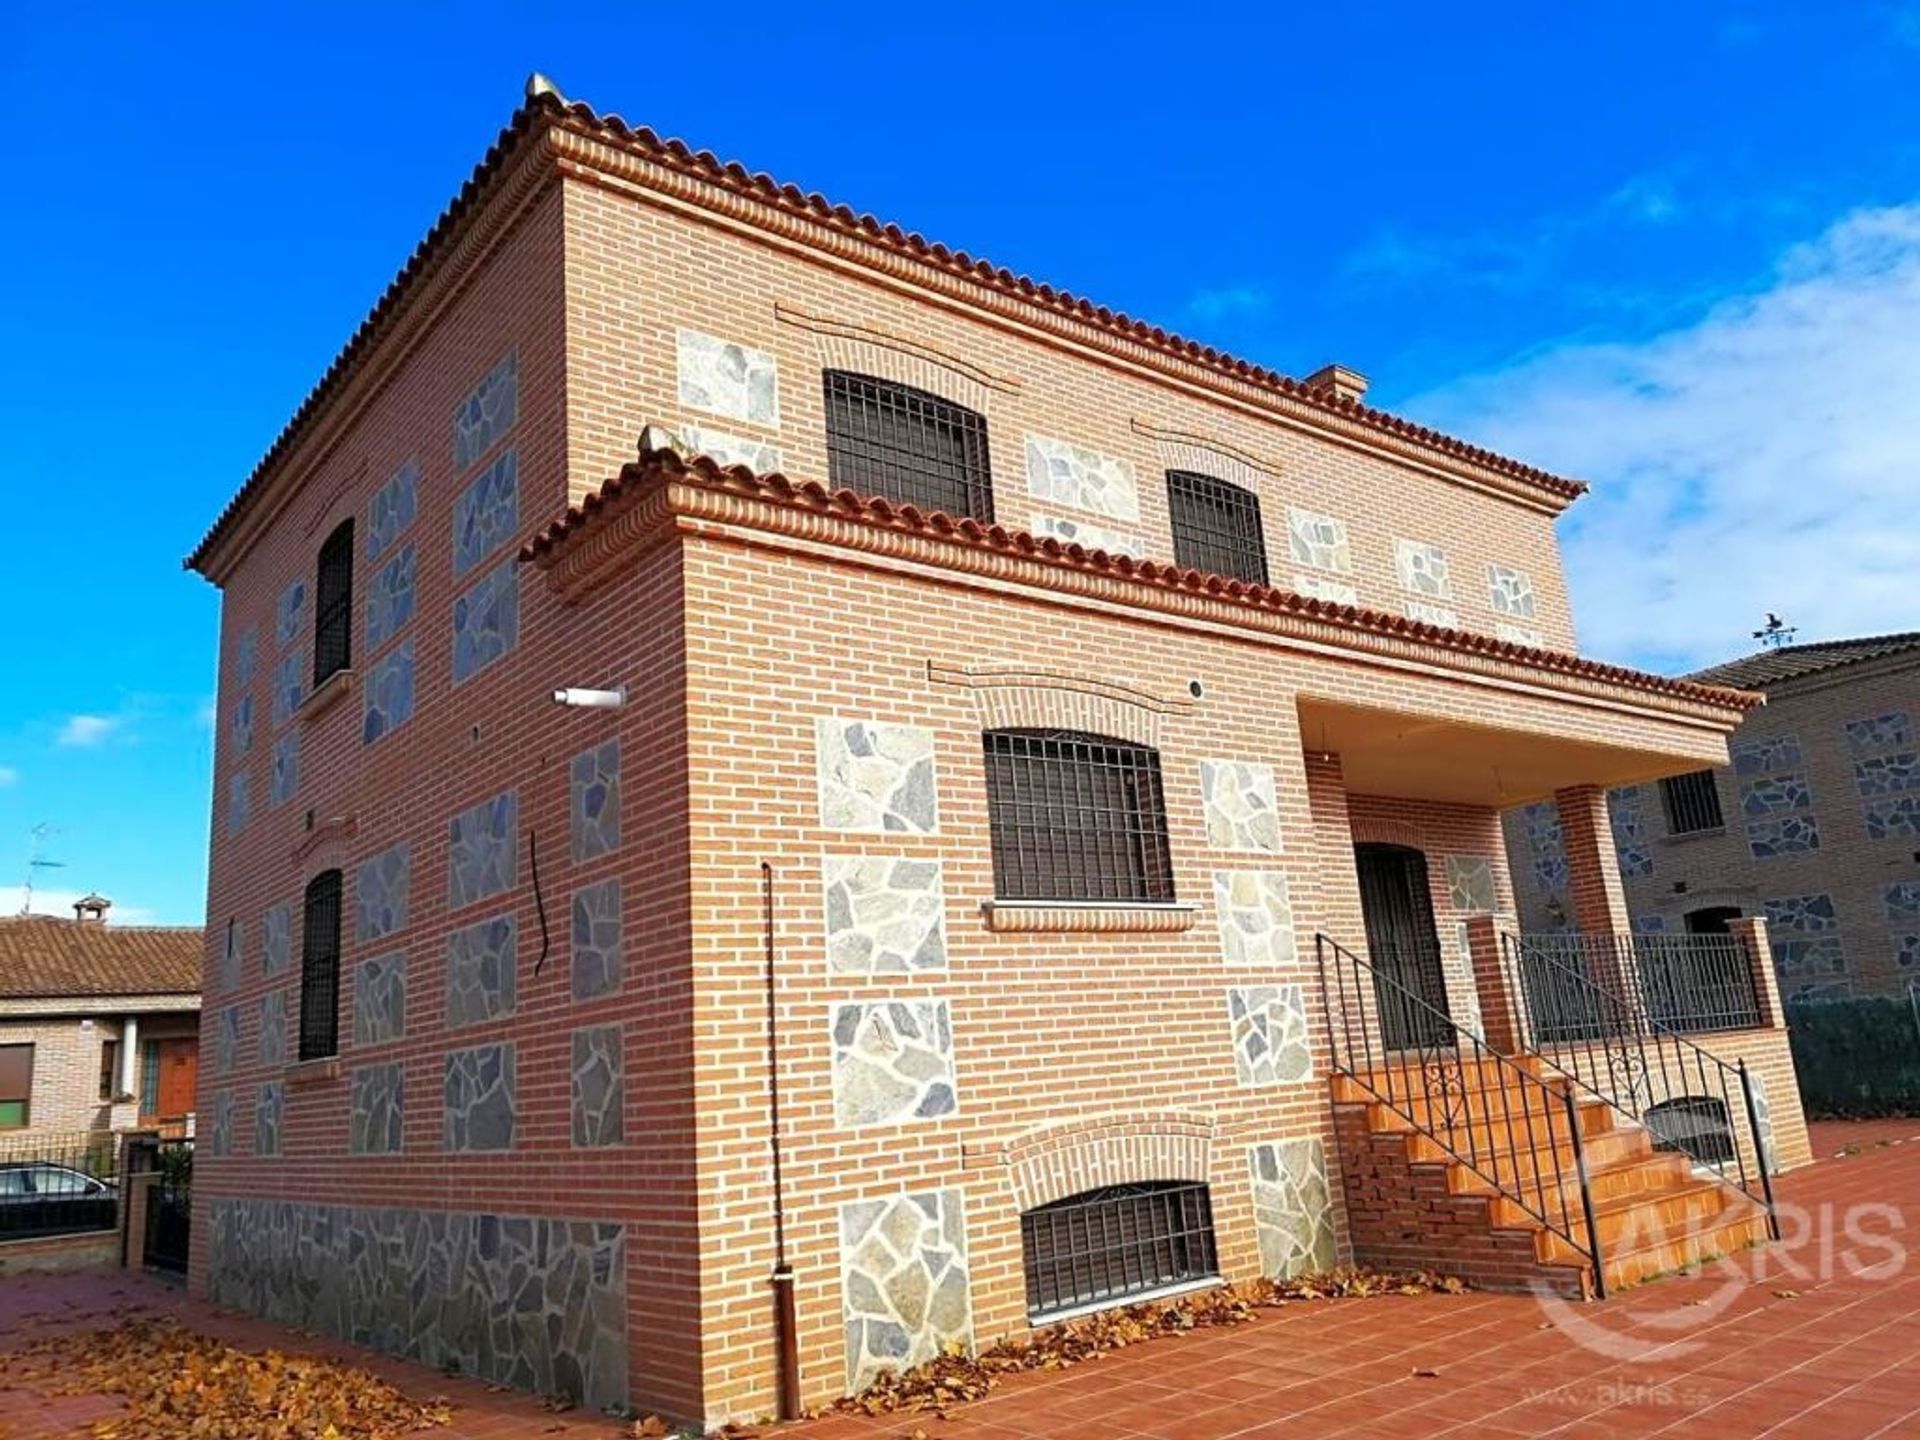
[1659,770,1725,836]
[823,371,994,522]
[1166,471,1269,585]
[1646,1096,1737,1166]
[983,729,1175,904]
[1022,1181,1220,1320]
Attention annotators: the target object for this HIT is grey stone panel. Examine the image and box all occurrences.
[214,1005,240,1075]
[1248,1138,1337,1278]
[454,449,520,578]
[444,1043,516,1153]
[263,902,291,975]
[1884,882,1920,923]
[350,1062,405,1155]
[272,649,305,726]
[362,638,416,746]
[1732,732,1803,776]
[1775,937,1846,980]
[231,692,254,755]
[570,1025,623,1149]
[839,1189,970,1393]
[1866,796,1920,839]
[1747,814,1821,857]
[356,843,411,941]
[227,773,251,835]
[367,459,418,560]
[446,914,517,1028]
[276,578,306,647]
[270,731,299,808]
[1445,855,1497,913]
[831,1001,956,1127]
[255,1081,284,1157]
[1227,985,1311,1086]
[449,791,518,909]
[822,855,947,974]
[570,879,622,1002]
[453,351,519,473]
[1764,893,1839,933]
[1845,711,1915,755]
[208,1089,235,1157]
[451,560,520,684]
[258,990,288,1068]
[365,543,417,651]
[815,717,938,833]
[354,953,408,1045]
[569,741,621,863]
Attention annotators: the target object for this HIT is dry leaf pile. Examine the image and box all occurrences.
[838,1266,1466,1416]
[0,1318,453,1440]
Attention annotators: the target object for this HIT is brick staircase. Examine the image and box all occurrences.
[1331,1054,1774,1298]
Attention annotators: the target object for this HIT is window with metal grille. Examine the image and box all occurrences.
[313,519,355,687]
[1646,1096,1736,1165]
[983,729,1175,903]
[298,870,343,1061]
[1165,471,1269,585]
[0,1043,32,1129]
[1021,1181,1219,1318]
[1659,770,1725,835]
[822,371,994,522]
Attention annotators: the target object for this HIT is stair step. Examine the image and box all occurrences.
[1532,1180,1743,1260]
[1368,1090,1614,1138]
[1599,1206,1774,1290]
[1402,1115,1649,1174]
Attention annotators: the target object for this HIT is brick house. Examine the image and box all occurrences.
[1507,630,1920,1002]
[0,899,201,1139]
[184,79,1810,1427]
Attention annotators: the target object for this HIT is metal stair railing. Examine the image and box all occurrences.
[1315,933,1608,1298]
[1502,932,1780,1238]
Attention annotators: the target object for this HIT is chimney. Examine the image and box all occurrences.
[1303,363,1369,404]
[73,893,111,924]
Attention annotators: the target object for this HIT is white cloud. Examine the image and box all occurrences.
[58,714,118,748]
[1404,204,1920,673]
[0,887,158,925]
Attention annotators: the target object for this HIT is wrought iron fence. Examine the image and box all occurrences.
[1316,933,1607,1295]
[0,1130,123,1241]
[1513,932,1760,1038]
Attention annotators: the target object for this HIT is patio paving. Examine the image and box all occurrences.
[0,1118,1915,1439]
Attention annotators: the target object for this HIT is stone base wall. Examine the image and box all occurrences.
[0,1229,121,1277]
[206,1199,627,1412]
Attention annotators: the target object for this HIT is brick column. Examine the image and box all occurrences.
[1464,915,1524,1051]
[1303,749,1379,1060]
[1553,785,1632,935]
[1726,915,1785,1030]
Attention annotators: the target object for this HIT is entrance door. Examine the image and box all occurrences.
[1354,843,1453,1050]
[144,1040,197,1125]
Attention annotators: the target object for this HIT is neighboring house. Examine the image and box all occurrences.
[1507,631,1920,1003]
[0,897,201,1139]
[183,79,1809,1427]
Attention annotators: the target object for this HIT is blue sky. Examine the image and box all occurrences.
[3,4,1917,924]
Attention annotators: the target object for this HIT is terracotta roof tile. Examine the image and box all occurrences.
[188,85,1584,574]
[1686,631,1920,691]
[522,444,1756,716]
[0,917,202,1000]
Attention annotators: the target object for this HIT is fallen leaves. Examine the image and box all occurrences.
[0,1318,453,1440]
[837,1267,1467,1416]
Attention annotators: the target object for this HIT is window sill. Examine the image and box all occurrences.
[284,1055,343,1088]
[1029,1274,1223,1327]
[981,900,1200,934]
[299,667,356,725]
[1660,826,1728,847]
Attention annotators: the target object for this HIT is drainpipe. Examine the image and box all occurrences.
[762,861,801,1420]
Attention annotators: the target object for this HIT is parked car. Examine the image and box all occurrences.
[0,1162,119,1237]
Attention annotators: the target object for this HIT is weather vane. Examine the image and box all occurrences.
[1752,613,1797,649]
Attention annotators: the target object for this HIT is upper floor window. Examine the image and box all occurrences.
[1660,770,1725,836]
[298,869,343,1061]
[1166,472,1269,585]
[313,519,355,688]
[0,1043,32,1129]
[983,729,1175,903]
[822,371,994,522]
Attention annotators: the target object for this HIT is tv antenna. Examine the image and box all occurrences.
[1752,613,1797,650]
[22,824,65,916]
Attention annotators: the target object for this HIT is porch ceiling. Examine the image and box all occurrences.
[1297,697,1723,807]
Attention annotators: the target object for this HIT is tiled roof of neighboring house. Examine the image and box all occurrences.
[522,443,1759,715]
[1687,631,1920,691]
[186,81,1585,574]
[0,917,202,1000]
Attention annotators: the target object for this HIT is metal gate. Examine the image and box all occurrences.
[142,1139,192,1274]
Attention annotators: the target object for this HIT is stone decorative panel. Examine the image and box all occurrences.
[272,650,305,727]
[1496,623,1546,647]
[839,1189,971,1393]
[367,459,418,560]
[220,921,242,991]
[1394,539,1451,597]
[1897,934,1920,971]
[208,1089,235,1157]
[1865,797,1920,839]
[1747,815,1821,857]
[1212,870,1297,968]
[1731,732,1803,776]
[1764,893,1839,933]
[1787,980,1852,1003]
[349,1062,404,1155]
[1293,574,1359,606]
[446,915,517,1029]
[453,449,520,578]
[678,423,783,474]
[1884,882,1920,923]
[1741,773,1814,816]
[677,328,779,425]
[1027,511,1142,556]
[270,731,299,808]
[1633,914,1669,935]
[264,902,291,975]
[1445,855,1497,913]
[451,560,519,683]
[1775,937,1846,980]
[823,855,947,974]
[1404,599,1459,629]
[569,1024,623,1149]
[1286,508,1352,573]
[453,351,520,473]
[356,843,411,941]
[1248,1138,1337,1278]
[815,717,938,833]
[449,791,517,908]
[1227,985,1311,1086]
[831,1001,957,1127]
[258,990,287,1068]
[227,772,252,835]
[1609,791,1652,878]
[362,638,416,746]
[1023,434,1140,522]
[570,879,622,1002]
[569,741,621,863]
[214,1005,240,1075]
[365,544,417,650]
[205,1199,627,1411]
[276,578,306,647]
[1845,711,1915,755]
[444,1043,516,1152]
[1488,565,1536,618]
[255,1081,283,1157]
[1855,751,1920,797]
[1200,760,1282,853]
[231,693,254,755]
[234,626,258,687]
[354,953,408,1045]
